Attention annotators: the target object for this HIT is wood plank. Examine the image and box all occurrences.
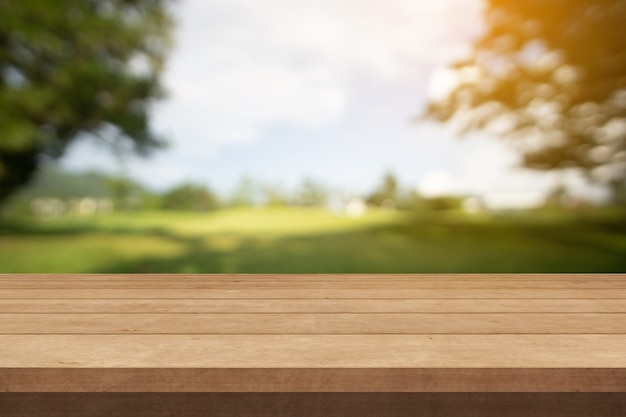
[2,274,625,401]
[2,369,626,392]
[1,335,625,368]
[2,313,625,334]
[1,298,624,313]
[2,274,625,282]
[3,288,626,298]
[4,279,626,289]
[2,273,624,281]
[2,274,626,289]
[3,393,626,417]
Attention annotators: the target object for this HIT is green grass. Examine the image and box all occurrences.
[1,207,625,273]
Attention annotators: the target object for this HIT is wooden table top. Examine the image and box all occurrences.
[1,274,625,393]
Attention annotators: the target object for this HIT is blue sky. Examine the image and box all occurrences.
[61,0,602,200]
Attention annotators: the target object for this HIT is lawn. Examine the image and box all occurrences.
[1,207,625,273]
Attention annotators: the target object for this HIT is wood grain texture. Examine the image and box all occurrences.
[1,274,625,395]
[2,334,626,368]
[3,393,626,417]
[2,288,625,298]
[2,368,626,392]
[1,298,624,313]
[2,313,626,334]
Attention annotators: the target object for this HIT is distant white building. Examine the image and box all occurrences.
[31,198,65,218]
[345,198,367,218]
[473,192,546,212]
[31,197,114,218]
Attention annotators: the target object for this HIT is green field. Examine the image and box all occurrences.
[1,207,626,273]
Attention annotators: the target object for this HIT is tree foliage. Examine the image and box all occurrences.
[426,0,626,200]
[0,0,174,205]
[229,175,258,207]
[294,178,328,207]
[161,182,220,211]
[367,172,398,207]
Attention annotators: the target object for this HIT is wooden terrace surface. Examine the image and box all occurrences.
[1,274,625,416]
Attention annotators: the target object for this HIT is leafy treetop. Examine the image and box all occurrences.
[426,0,626,201]
[0,0,174,205]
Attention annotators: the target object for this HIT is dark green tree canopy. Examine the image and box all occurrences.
[161,182,221,211]
[427,0,626,199]
[0,0,174,205]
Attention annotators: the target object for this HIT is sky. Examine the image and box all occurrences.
[62,0,604,200]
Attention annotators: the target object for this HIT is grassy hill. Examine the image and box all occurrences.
[1,207,625,273]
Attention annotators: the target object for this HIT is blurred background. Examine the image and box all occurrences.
[1,0,625,273]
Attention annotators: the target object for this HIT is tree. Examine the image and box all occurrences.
[367,172,399,207]
[106,175,147,211]
[229,175,258,207]
[0,0,174,206]
[293,178,328,207]
[262,184,289,207]
[426,0,626,202]
[161,182,220,211]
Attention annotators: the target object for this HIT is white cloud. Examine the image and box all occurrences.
[419,140,551,197]
[415,135,609,202]
[428,68,461,101]
[155,0,484,153]
[63,0,489,192]
[418,170,461,197]
[458,138,553,195]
